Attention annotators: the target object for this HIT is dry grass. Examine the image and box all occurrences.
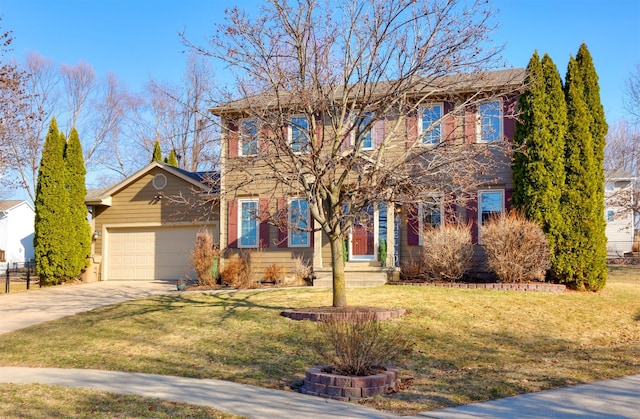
[0,383,242,418]
[0,265,638,415]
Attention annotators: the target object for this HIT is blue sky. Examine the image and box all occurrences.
[1,0,639,122]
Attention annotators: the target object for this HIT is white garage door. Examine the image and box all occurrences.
[106,226,216,281]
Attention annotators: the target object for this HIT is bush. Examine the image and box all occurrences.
[481,210,551,283]
[190,231,219,286]
[400,252,427,281]
[292,255,312,284]
[421,223,473,281]
[263,263,285,284]
[315,312,411,376]
[221,251,258,289]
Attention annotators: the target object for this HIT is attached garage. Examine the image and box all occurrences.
[105,225,217,281]
[86,162,220,283]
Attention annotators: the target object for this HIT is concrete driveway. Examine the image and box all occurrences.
[0,280,175,335]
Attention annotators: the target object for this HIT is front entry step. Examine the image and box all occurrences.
[312,264,389,288]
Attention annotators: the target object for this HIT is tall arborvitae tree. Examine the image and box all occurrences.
[166,149,179,167]
[65,127,91,276]
[563,56,602,291]
[34,118,72,285]
[151,139,163,162]
[512,52,567,278]
[576,43,608,289]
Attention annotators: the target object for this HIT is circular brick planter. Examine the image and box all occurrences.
[301,365,399,401]
[281,307,407,322]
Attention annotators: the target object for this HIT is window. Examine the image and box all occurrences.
[240,119,258,156]
[289,198,310,246]
[477,101,502,143]
[419,104,443,145]
[606,209,615,223]
[418,198,442,245]
[290,116,309,152]
[353,112,373,150]
[478,189,504,242]
[239,200,259,247]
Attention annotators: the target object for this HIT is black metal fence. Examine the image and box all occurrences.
[3,261,37,294]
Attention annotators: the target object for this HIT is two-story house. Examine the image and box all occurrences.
[211,68,525,286]
[604,169,636,256]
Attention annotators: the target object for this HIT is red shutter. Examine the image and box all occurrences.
[259,198,269,248]
[443,102,455,143]
[466,194,479,245]
[505,188,513,212]
[464,107,476,144]
[503,98,516,142]
[406,110,418,148]
[374,118,385,148]
[278,197,288,248]
[309,216,314,248]
[406,203,420,246]
[227,200,238,248]
[228,120,239,157]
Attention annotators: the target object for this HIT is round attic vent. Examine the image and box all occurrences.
[153,173,167,190]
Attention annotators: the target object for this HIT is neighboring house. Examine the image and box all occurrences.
[85,161,219,281]
[604,169,636,256]
[0,200,35,271]
[211,69,524,285]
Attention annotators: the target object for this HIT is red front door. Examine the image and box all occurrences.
[351,205,375,259]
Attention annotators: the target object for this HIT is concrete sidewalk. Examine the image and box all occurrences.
[0,367,638,419]
[1,281,639,418]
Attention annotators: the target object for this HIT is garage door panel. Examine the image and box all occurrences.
[107,226,215,281]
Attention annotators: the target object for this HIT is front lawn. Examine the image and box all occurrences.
[0,266,638,415]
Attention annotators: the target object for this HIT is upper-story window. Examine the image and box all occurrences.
[353,112,374,150]
[419,104,443,145]
[477,101,503,143]
[240,119,258,156]
[289,198,310,247]
[290,116,310,153]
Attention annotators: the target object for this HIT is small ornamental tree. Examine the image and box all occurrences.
[151,139,162,162]
[481,211,551,283]
[166,149,179,167]
[65,127,91,276]
[34,118,72,285]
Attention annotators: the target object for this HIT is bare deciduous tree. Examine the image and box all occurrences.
[138,53,219,172]
[0,26,38,200]
[605,120,639,230]
[191,0,521,307]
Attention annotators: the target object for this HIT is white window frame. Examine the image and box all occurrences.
[238,199,259,248]
[289,115,310,153]
[478,189,505,243]
[476,101,503,143]
[418,198,443,245]
[606,209,615,223]
[288,198,310,247]
[351,112,374,150]
[418,103,443,146]
[239,119,258,157]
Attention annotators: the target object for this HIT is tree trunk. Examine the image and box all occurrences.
[329,235,347,307]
